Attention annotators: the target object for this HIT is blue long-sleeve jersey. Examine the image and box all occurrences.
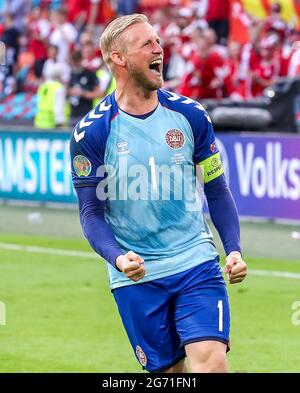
[70,89,241,289]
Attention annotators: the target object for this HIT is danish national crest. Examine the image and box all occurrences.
[165,129,185,149]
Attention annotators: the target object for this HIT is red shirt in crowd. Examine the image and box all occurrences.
[67,0,115,25]
[180,50,225,99]
[206,0,229,21]
[251,57,278,97]
[224,58,248,99]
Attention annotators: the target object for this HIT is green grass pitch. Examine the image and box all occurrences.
[0,206,299,372]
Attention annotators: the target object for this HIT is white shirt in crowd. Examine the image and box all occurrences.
[49,23,77,62]
[43,59,71,84]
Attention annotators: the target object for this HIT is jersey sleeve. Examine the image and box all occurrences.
[192,106,224,184]
[69,119,107,188]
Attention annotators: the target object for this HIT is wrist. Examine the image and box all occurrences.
[227,250,241,257]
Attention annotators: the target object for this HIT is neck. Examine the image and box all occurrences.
[115,79,159,115]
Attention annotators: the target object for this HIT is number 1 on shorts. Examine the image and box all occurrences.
[218,300,223,332]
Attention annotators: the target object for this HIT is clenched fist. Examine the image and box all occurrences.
[224,251,247,284]
[116,251,146,282]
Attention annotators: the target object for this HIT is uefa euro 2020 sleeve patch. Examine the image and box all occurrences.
[73,155,92,177]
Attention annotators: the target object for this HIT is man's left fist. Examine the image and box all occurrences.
[224,251,247,284]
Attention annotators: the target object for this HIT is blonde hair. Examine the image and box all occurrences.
[100,14,148,70]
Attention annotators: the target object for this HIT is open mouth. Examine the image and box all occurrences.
[149,60,162,75]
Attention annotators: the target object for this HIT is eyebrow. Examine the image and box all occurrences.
[142,37,161,46]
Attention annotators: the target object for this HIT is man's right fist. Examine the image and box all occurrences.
[116,251,146,282]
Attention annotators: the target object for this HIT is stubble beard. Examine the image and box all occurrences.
[128,63,163,96]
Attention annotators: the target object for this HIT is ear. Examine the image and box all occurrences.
[110,51,126,67]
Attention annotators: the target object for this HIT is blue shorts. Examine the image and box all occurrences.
[112,258,230,372]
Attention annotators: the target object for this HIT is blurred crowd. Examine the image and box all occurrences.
[157,1,300,100]
[1,0,300,126]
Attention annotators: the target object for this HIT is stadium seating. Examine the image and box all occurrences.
[31,0,62,10]
[205,77,300,133]
[0,93,37,121]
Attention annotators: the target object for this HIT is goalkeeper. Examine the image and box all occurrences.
[70,14,247,373]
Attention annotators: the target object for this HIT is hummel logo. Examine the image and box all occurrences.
[89,107,103,120]
[74,128,85,142]
[167,92,212,124]
[99,101,111,112]
[167,92,181,101]
[182,98,195,105]
[117,141,130,154]
[204,113,212,124]
[73,99,112,143]
[79,117,93,128]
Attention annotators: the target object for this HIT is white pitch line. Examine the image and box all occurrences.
[0,242,300,279]
[248,269,300,280]
[0,242,98,259]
